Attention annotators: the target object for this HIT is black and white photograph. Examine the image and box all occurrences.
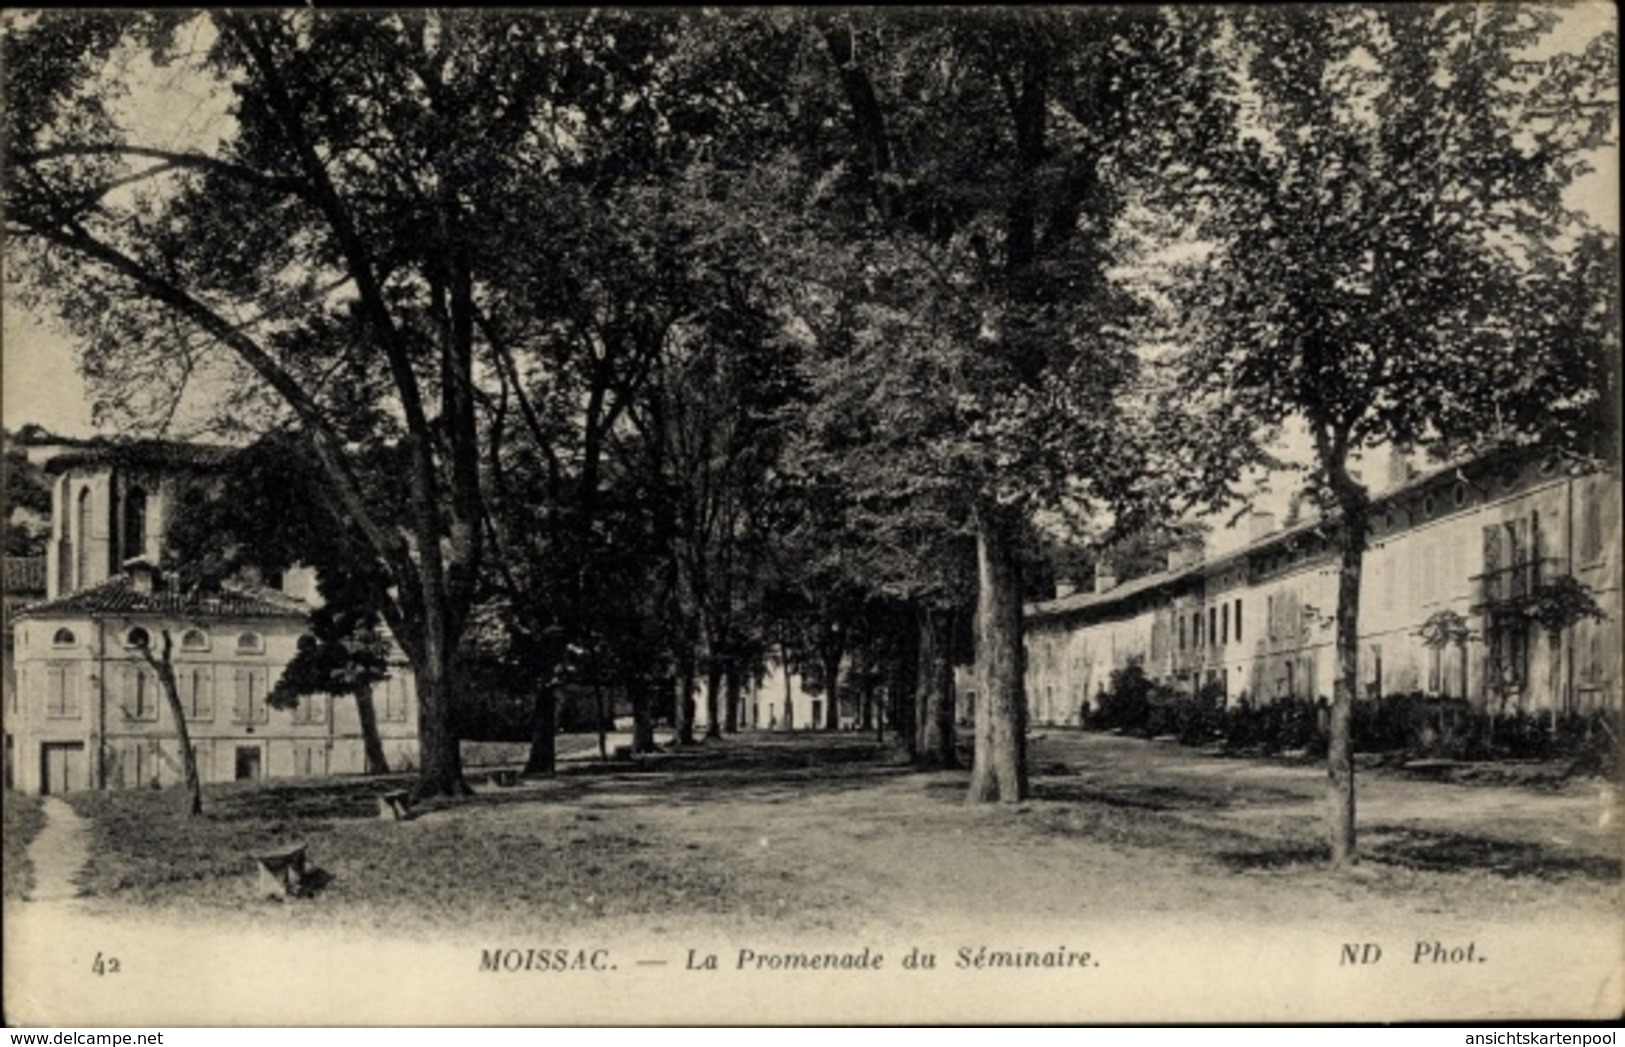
[2,5,1620,1027]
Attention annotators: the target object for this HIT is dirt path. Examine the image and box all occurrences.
[24,797,90,903]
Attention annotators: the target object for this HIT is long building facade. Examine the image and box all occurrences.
[4,440,420,795]
[1005,452,1621,726]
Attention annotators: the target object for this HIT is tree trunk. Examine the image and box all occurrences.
[704,656,723,740]
[415,651,469,797]
[822,647,842,731]
[523,684,557,776]
[917,608,957,768]
[148,631,202,817]
[674,651,697,746]
[594,675,608,763]
[966,503,1028,803]
[1328,493,1368,867]
[724,655,741,734]
[354,683,390,774]
[631,677,658,755]
[932,613,959,769]
[781,642,795,730]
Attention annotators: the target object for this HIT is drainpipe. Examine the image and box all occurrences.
[97,615,107,790]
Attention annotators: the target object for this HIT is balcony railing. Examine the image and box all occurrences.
[1470,556,1563,609]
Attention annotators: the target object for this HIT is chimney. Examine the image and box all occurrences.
[123,556,159,594]
[1386,445,1414,488]
[1094,561,1117,594]
[1247,510,1276,544]
[1054,579,1079,600]
[1167,536,1205,572]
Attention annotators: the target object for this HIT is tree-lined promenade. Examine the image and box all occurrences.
[3,8,1617,867]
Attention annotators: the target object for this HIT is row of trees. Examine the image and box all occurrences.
[5,8,1616,863]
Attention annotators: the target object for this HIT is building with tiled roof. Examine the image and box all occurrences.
[987,449,1621,728]
[5,441,419,795]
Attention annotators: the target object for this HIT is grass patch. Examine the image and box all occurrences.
[63,769,829,936]
[3,792,46,900]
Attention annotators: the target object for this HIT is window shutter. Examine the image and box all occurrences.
[234,668,250,722]
[1481,524,1502,602]
[187,666,213,719]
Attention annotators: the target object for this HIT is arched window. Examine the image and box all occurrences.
[52,627,77,647]
[181,629,209,652]
[75,487,92,590]
[125,626,150,649]
[236,632,264,655]
[123,487,148,562]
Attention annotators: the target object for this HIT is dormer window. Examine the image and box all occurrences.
[125,626,151,649]
[181,628,209,652]
[236,631,264,655]
[52,627,77,648]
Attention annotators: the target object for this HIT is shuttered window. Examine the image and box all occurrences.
[181,665,214,721]
[122,664,160,722]
[233,667,269,724]
[46,664,81,719]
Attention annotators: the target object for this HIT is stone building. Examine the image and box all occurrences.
[4,440,419,795]
[983,451,1621,725]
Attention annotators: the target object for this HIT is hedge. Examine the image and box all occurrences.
[1083,662,1619,774]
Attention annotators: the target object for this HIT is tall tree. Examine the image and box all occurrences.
[1172,5,1617,865]
[5,11,677,797]
[750,10,1220,800]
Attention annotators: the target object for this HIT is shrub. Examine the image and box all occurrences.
[1080,670,1619,775]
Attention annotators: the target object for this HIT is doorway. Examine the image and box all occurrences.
[234,745,263,781]
[41,742,85,795]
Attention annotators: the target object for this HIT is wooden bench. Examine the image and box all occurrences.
[378,790,415,821]
[253,844,308,900]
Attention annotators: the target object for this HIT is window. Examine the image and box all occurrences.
[122,664,160,722]
[119,741,157,789]
[382,674,411,722]
[1178,616,1186,651]
[125,627,150,649]
[1209,607,1218,649]
[1234,599,1243,643]
[45,665,81,719]
[181,629,209,652]
[51,627,76,647]
[233,667,270,724]
[123,486,148,561]
[1487,612,1530,697]
[296,744,329,777]
[1453,482,1468,508]
[180,665,213,721]
[236,632,265,655]
[75,487,92,590]
[293,693,329,725]
[1366,644,1383,699]
[1581,493,1605,564]
[1267,595,1278,641]
[1221,603,1229,645]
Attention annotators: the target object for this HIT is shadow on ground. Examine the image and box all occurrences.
[1217,828,1621,882]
